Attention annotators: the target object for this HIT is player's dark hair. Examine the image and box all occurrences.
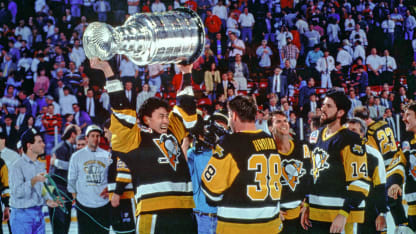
[138,97,171,126]
[228,96,257,123]
[103,118,111,129]
[406,102,416,113]
[271,110,287,119]
[22,130,42,153]
[353,106,370,120]
[326,90,351,124]
[62,124,78,140]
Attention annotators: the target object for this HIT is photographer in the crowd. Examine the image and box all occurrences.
[186,109,229,234]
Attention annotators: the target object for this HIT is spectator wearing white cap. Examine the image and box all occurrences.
[67,125,111,234]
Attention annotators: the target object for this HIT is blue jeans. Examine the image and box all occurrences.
[241,27,252,44]
[11,206,45,234]
[44,133,61,156]
[195,212,217,234]
[98,12,107,22]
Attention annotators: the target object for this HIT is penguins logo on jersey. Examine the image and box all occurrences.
[281,159,306,191]
[154,134,180,171]
[409,151,416,180]
[311,148,330,183]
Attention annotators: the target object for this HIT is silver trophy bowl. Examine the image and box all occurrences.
[83,8,205,65]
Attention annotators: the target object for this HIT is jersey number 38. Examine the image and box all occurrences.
[247,154,282,201]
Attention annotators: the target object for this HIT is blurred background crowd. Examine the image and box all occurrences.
[0,0,415,166]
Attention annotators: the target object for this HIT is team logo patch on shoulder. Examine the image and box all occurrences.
[402,141,411,152]
[311,147,330,183]
[281,159,306,191]
[153,134,180,171]
[352,144,364,155]
[213,144,225,158]
[310,130,319,144]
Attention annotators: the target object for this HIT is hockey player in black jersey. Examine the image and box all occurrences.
[104,120,135,234]
[300,90,370,234]
[202,96,283,234]
[385,102,416,233]
[347,118,387,234]
[353,106,407,229]
[353,106,398,167]
[271,110,310,234]
[90,58,197,234]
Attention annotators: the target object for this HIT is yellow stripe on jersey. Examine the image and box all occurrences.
[367,135,378,152]
[171,106,197,125]
[116,177,132,183]
[386,150,407,183]
[372,166,383,187]
[216,216,283,234]
[137,214,156,234]
[283,206,301,220]
[310,207,364,223]
[109,191,134,200]
[110,109,141,153]
[0,164,8,191]
[168,112,187,143]
[135,195,195,216]
[348,184,369,197]
[408,205,416,216]
[202,153,240,195]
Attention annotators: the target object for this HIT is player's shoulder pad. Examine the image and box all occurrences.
[212,134,231,158]
[309,130,319,144]
[402,141,411,152]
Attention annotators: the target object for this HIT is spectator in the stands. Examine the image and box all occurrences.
[1,115,18,150]
[256,40,273,68]
[299,77,316,111]
[366,47,383,86]
[60,87,78,115]
[93,0,111,22]
[72,103,91,132]
[316,49,335,88]
[227,32,245,62]
[42,104,62,155]
[151,0,166,12]
[380,49,397,85]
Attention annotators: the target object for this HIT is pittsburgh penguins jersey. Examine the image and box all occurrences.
[107,152,134,200]
[386,135,416,216]
[365,144,387,214]
[279,140,311,220]
[308,127,370,224]
[110,102,197,215]
[202,130,283,234]
[366,120,398,167]
[0,158,9,207]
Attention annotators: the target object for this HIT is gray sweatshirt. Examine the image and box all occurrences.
[67,146,111,208]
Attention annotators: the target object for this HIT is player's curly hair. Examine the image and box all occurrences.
[138,97,170,126]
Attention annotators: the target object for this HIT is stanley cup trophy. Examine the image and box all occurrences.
[83,8,205,66]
